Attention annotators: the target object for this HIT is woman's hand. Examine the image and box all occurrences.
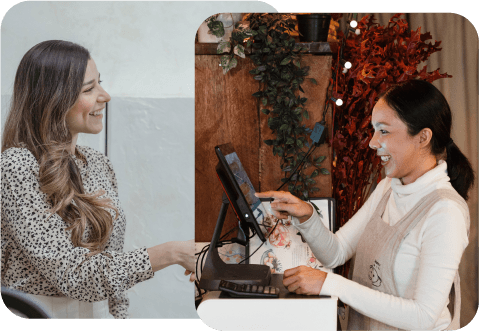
[255,191,313,223]
[184,270,196,282]
[175,239,196,282]
[283,265,327,295]
[147,239,196,282]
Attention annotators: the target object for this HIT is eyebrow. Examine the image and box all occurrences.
[82,73,101,86]
[372,121,390,128]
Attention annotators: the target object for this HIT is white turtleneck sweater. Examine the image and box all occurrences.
[292,161,469,330]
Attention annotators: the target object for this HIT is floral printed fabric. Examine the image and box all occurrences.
[1,146,154,318]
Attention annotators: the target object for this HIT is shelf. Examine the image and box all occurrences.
[195,42,334,56]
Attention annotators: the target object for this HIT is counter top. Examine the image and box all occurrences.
[197,274,338,330]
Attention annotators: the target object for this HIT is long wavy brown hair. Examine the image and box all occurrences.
[2,40,117,255]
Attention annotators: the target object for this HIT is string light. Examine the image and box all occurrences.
[331,97,343,106]
[340,59,352,69]
[349,27,361,35]
[350,20,358,28]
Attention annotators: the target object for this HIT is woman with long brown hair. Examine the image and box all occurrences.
[1,40,194,318]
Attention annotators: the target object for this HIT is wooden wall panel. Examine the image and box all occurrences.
[195,51,332,242]
[195,55,259,242]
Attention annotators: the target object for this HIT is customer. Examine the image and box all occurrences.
[1,40,195,319]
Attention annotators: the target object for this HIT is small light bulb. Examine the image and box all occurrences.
[342,67,348,74]
[331,97,343,106]
[355,29,360,35]
[340,59,352,70]
[350,20,358,28]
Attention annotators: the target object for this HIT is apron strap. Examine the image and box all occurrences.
[446,271,461,330]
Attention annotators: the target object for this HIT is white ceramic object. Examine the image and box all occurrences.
[197,13,243,43]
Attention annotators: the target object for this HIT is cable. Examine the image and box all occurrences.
[237,218,283,264]
[290,145,318,193]
[276,143,315,191]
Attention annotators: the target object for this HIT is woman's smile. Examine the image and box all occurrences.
[89,108,104,118]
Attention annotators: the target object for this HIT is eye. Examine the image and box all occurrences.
[83,86,94,93]
[380,130,389,134]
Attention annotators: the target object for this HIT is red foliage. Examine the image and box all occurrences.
[331,14,451,231]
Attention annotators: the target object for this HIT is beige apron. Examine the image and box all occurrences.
[348,188,467,330]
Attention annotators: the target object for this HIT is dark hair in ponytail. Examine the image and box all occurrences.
[380,79,474,200]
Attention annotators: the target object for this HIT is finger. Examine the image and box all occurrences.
[283,274,300,287]
[184,270,192,276]
[189,273,196,282]
[271,209,289,220]
[283,266,300,278]
[255,191,291,200]
[270,201,296,214]
[287,281,301,293]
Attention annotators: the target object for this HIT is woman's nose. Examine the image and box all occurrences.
[98,85,111,103]
[369,132,379,150]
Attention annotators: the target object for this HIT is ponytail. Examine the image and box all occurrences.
[446,141,475,200]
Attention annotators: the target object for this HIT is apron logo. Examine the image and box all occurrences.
[368,260,382,287]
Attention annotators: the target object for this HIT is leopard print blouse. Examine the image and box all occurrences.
[1,145,154,318]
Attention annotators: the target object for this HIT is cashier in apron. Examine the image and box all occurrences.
[256,80,473,330]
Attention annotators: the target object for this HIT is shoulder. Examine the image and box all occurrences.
[1,147,39,172]
[422,189,470,245]
[366,176,393,207]
[76,145,105,160]
[76,145,116,175]
[429,187,469,222]
[77,145,113,166]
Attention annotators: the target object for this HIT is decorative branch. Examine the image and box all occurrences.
[330,13,451,277]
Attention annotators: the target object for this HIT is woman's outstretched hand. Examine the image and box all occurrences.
[177,239,196,282]
[283,265,327,295]
[147,239,196,282]
[255,191,313,223]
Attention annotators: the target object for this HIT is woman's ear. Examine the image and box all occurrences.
[419,128,433,147]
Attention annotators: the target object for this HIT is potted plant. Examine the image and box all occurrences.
[296,14,332,42]
[197,13,243,43]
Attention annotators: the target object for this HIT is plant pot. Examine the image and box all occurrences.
[297,14,331,42]
[197,13,243,43]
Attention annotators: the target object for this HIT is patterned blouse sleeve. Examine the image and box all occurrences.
[1,148,154,317]
[98,151,134,319]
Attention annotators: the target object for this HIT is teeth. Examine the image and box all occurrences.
[90,110,103,116]
[380,156,391,162]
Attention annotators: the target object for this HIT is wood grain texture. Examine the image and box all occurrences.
[195,55,259,241]
[195,53,332,242]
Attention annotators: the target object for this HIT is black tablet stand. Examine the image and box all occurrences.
[198,193,271,291]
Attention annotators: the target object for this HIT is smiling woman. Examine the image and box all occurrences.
[65,59,111,145]
[1,40,195,319]
[257,79,474,330]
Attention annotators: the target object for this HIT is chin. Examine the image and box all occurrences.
[88,125,103,134]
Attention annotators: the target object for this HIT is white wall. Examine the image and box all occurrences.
[1,1,275,319]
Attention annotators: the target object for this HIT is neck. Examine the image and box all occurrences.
[400,154,437,185]
[70,133,78,154]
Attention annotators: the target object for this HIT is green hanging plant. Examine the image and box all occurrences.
[206,13,330,199]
